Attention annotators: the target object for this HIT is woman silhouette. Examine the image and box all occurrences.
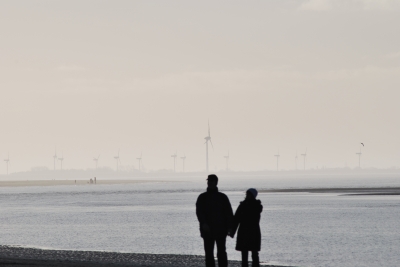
[231,188,263,267]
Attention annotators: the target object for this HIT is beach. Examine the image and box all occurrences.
[0,246,287,267]
[1,177,399,266]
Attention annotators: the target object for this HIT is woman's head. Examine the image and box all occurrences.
[246,188,258,199]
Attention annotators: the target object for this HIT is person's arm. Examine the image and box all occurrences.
[231,203,242,237]
[196,195,206,224]
[196,195,210,233]
[224,195,234,236]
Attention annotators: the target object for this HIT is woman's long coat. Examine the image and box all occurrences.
[232,198,263,251]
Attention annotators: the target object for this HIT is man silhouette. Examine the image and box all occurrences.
[196,174,234,267]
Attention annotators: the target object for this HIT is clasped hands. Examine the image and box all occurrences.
[202,223,234,238]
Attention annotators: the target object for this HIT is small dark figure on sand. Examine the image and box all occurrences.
[196,174,234,267]
[231,188,263,267]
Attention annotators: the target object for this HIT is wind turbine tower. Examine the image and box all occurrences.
[137,153,142,171]
[204,121,213,173]
[356,147,362,168]
[53,149,57,171]
[180,154,186,173]
[301,149,307,170]
[171,152,177,172]
[224,151,230,171]
[114,150,121,172]
[274,151,280,171]
[93,154,100,169]
[58,153,64,170]
[4,153,10,175]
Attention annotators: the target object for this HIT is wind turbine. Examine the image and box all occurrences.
[301,149,307,170]
[53,149,57,171]
[356,146,362,168]
[224,151,230,171]
[114,150,121,172]
[295,151,298,170]
[137,152,142,171]
[180,154,186,173]
[93,154,100,169]
[4,153,10,175]
[204,121,213,173]
[171,151,177,172]
[58,153,64,170]
[274,150,280,171]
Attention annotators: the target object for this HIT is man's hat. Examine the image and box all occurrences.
[206,174,218,182]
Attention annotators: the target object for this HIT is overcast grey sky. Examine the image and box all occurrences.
[1,0,400,173]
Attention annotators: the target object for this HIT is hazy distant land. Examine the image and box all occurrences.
[0,179,170,187]
[2,166,400,181]
[259,187,400,195]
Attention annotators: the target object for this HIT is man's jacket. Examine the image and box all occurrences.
[196,187,234,238]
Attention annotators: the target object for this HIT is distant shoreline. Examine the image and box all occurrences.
[1,180,400,195]
[259,187,400,195]
[0,180,172,187]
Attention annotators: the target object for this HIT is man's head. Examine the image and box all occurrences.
[207,174,218,189]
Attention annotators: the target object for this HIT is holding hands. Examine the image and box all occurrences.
[228,228,235,238]
[202,223,210,233]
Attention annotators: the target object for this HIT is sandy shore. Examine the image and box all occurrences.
[259,187,400,195]
[0,180,171,187]
[0,246,287,267]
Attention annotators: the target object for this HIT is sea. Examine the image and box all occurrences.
[0,173,399,267]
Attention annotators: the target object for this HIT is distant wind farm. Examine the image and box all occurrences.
[0,122,373,176]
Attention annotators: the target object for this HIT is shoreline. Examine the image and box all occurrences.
[259,187,400,195]
[0,246,287,267]
[1,180,400,196]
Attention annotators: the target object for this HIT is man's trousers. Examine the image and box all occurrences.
[203,235,228,267]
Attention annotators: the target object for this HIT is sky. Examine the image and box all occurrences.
[0,0,400,173]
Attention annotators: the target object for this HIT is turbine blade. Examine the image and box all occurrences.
[208,120,210,137]
[210,139,214,150]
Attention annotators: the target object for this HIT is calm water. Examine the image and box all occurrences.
[0,174,399,267]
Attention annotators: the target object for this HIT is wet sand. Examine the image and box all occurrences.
[259,187,400,195]
[0,246,286,267]
[0,180,170,187]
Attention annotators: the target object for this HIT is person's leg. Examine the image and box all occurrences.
[203,237,216,267]
[215,236,228,267]
[251,251,260,267]
[241,251,249,267]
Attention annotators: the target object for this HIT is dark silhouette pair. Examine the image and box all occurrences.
[196,174,263,267]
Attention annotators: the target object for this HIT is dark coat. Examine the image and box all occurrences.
[196,187,234,238]
[232,198,263,251]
